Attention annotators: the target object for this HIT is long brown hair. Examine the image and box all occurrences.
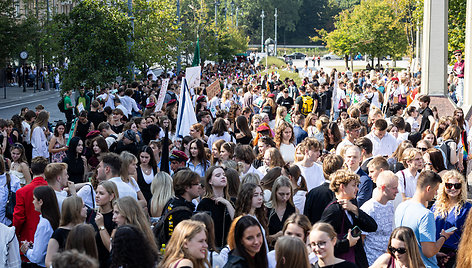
[387,227,426,268]
[274,122,294,148]
[235,183,268,232]
[275,236,310,268]
[65,224,98,260]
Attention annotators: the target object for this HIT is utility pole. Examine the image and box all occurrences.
[274,8,277,56]
[177,0,181,73]
[261,10,265,53]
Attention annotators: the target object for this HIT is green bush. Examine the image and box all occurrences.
[259,68,302,86]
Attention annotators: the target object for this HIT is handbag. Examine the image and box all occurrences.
[5,173,16,220]
[325,200,356,263]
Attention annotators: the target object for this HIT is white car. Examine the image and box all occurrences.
[322,53,343,60]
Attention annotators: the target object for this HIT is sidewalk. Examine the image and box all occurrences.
[0,85,59,105]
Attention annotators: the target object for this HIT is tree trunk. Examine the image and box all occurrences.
[345,54,349,69]
[350,52,354,72]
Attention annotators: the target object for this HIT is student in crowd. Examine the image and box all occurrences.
[197,166,235,249]
[365,119,398,157]
[13,156,49,261]
[296,138,324,191]
[235,183,268,240]
[119,151,146,206]
[92,181,118,268]
[150,172,174,219]
[112,225,159,268]
[160,170,201,244]
[274,236,311,268]
[360,171,399,266]
[10,143,32,185]
[0,155,20,226]
[267,213,314,268]
[62,136,87,184]
[366,156,390,185]
[191,213,226,267]
[159,220,209,268]
[136,145,158,204]
[20,186,60,267]
[275,122,296,163]
[31,111,50,159]
[371,226,425,268]
[304,154,343,224]
[395,170,455,268]
[45,196,88,267]
[309,222,357,268]
[64,224,99,262]
[320,169,377,268]
[96,153,137,200]
[335,118,361,155]
[225,215,268,268]
[186,139,210,178]
[266,176,297,247]
[396,148,423,201]
[234,144,264,179]
[430,170,471,267]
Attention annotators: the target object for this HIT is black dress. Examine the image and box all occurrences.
[235,134,252,145]
[136,166,157,204]
[51,228,71,251]
[197,197,232,249]
[267,203,296,236]
[62,155,85,183]
[88,210,116,268]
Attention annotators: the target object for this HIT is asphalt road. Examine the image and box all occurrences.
[0,90,65,123]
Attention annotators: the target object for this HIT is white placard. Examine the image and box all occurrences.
[185,66,201,89]
[155,78,170,111]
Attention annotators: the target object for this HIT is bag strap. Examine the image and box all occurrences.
[400,170,406,189]
[89,183,95,208]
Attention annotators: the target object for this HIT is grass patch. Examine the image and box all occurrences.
[259,68,302,85]
[259,56,287,69]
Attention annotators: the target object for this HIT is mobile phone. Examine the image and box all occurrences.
[351,226,362,238]
[445,226,457,233]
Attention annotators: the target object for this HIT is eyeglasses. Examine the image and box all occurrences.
[388,246,407,255]
[417,147,428,151]
[445,183,462,190]
[311,241,327,249]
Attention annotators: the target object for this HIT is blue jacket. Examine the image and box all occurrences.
[356,168,373,207]
[293,125,308,145]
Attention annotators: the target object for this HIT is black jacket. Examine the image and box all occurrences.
[161,196,195,241]
[304,182,334,224]
[320,198,377,268]
[223,251,249,268]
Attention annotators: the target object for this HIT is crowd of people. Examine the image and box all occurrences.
[1,51,472,268]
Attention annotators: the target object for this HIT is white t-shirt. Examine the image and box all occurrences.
[336,138,354,155]
[279,143,295,163]
[365,132,398,157]
[396,169,419,198]
[55,190,68,212]
[296,162,324,191]
[333,88,346,112]
[77,183,96,209]
[360,197,395,266]
[293,190,307,214]
[109,177,138,200]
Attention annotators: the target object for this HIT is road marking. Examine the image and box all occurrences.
[0,94,59,110]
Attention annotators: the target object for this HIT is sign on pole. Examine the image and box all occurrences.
[185,66,201,89]
[155,78,170,111]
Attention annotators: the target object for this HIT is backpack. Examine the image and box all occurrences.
[153,205,193,248]
[436,139,454,170]
[300,95,314,116]
[58,97,65,113]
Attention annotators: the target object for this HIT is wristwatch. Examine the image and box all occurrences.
[99,226,106,231]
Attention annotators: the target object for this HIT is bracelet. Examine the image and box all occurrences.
[439,235,447,241]
[99,226,106,231]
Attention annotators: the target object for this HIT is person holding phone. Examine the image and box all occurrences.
[320,169,377,268]
[430,170,471,268]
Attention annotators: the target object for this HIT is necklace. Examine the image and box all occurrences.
[142,166,152,175]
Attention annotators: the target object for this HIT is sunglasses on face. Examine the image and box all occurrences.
[417,147,428,151]
[445,183,462,190]
[389,246,407,255]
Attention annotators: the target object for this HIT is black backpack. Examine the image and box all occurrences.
[58,97,66,113]
[153,205,193,248]
[5,173,16,220]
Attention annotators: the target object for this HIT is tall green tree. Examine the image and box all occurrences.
[132,0,179,74]
[58,0,132,90]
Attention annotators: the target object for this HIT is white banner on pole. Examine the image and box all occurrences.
[185,66,201,90]
[155,78,170,111]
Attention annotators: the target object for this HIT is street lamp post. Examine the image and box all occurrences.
[274,8,277,56]
[236,6,239,27]
[261,10,265,53]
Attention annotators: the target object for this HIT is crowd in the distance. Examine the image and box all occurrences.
[1,54,472,268]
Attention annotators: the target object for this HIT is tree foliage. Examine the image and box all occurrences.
[448,0,466,61]
[58,0,132,90]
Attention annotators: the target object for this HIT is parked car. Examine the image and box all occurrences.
[322,53,343,60]
[284,52,307,60]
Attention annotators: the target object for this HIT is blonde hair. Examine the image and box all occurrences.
[114,197,157,253]
[457,211,472,268]
[159,220,210,268]
[401,148,422,165]
[433,170,467,219]
[150,172,174,217]
[311,222,337,240]
[119,151,137,183]
[97,181,119,206]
